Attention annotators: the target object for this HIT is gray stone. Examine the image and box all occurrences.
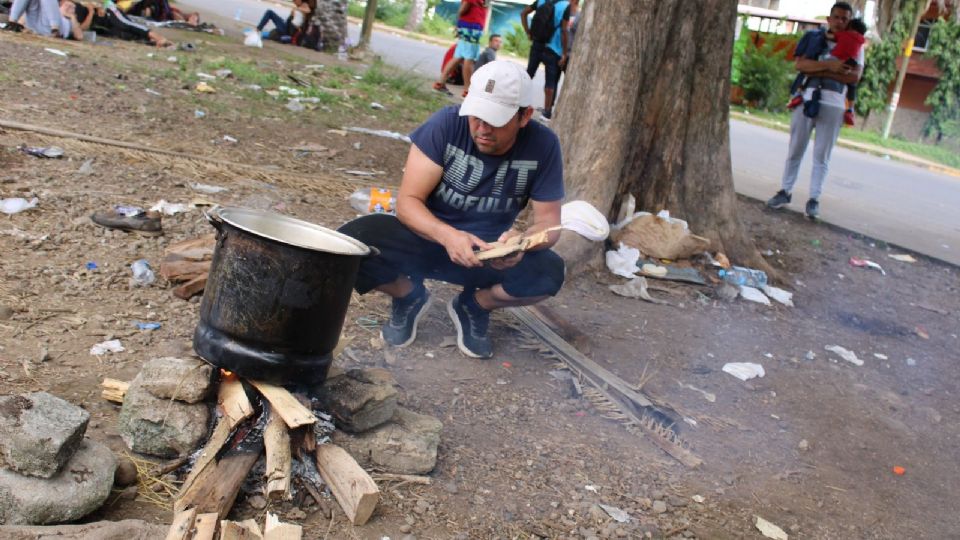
[118,375,210,458]
[138,357,214,403]
[333,407,442,474]
[0,519,166,539]
[652,500,667,514]
[320,368,399,433]
[0,305,13,320]
[0,440,116,525]
[0,392,89,478]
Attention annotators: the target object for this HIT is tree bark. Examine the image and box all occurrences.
[360,0,378,48]
[313,0,348,52]
[553,0,770,273]
[405,0,427,31]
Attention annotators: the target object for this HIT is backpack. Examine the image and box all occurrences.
[529,0,560,43]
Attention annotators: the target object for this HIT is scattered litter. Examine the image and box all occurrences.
[892,466,906,476]
[906,357,916,366]
[215,69,233,78]
[825,345,863,366]
[560,200,609,241]
[640,263,667,277]
[19,145,64,158]
[353,142,362,150]
[611,210,710,259]
[849,257,886,275]
[755,516,788,540]
[609,277,669,305]
[598,504,630,523]
[85,262,98,270]
[22,80,41,87]
[797,439,809,450]
[605,242,641,278]
[691,495,705,503]
[873,353,888,360]
[719,266,768,288]
[304,64,325,70]
[722,362,765,381]
[194,109,206,119]
[150,200,191,215]
[44,47,68,57]
[805,351,816,361]
[223,135,238,143]
[344,126,412,143]
[166,55,178,62]
[279,85,302,96]
[683,417,698,426]
[584,485,599,493]
[130,259,156,286]
[764,353,774,358]
[286,99,305,112]
[888,254,917,263]
[90,339,124,356]
[353,75,362,80]
[179,42,197,52]
[246,84,262,91]
[914,326,929,339]
[195,81,216,93]
[196,72,216,80]
[739,285,771,305]
[677,380,716,402]
[115,204,144,217]
[145,88,162,96]
[135,322,162,331]
[190,182,228,194]
[370,102,385,110]
[1,197,39,215]
[344,170,377,176]
[762,285,793,306]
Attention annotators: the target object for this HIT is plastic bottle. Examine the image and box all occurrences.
[718,266,768,288]
[349,188,396,215]
[131,259,156,286]
[337,44,348,61]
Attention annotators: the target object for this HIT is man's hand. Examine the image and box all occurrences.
[441,229,490,268]
[822,59,852,75]
[559,54,568,68]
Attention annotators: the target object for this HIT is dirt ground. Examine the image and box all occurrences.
[1,25,959,540]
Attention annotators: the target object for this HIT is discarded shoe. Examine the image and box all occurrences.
[91,208,163,236]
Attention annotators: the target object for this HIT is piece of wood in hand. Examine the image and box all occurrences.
[264,406,292,501]
[100,378,129,404]
[192,512,219,540]
[315,444,379,526]
[220,519,263,539]
[264,512,303,540]
[248,380,317,428]
[165,507,197,540]
[475,227,559,261]
[173,272,208,300]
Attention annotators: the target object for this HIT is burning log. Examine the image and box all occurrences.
[248,381,317,428]
[263,407,292,501]
[315,444,379,526]
[100,378,129,404]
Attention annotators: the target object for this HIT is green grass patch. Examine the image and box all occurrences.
[200,58,284,87]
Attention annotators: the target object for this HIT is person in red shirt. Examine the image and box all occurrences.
[434,0,489,97]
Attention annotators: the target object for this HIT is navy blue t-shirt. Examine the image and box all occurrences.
[409,106,564,241]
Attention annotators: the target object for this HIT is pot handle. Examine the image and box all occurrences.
[203,205,224,232]
[366,246,381,258]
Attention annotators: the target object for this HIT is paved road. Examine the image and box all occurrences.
[179,0,960,265]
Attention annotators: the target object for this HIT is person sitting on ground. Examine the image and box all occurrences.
[473,33,501,71]
[339,60,565,359]
[433,0,489,97]
[8,0,70,37]
[787,17,866,127]
[256,0,313,44]
[124,0,199,26]
[66,0,172,46]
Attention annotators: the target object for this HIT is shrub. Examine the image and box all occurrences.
[418,13,455,38]
[739,40,793,110]
[502,22,530,57]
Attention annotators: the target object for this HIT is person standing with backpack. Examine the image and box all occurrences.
[520,0,572,120]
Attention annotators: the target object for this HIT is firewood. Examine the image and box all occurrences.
[164,507,197,540]
[164,234,216,261]
[100,378,129,404]
[372,473,432,485]
[219,519,263,540]
[475,226,561,261]
[160,259,211,282]
[248,380,317,428]
[192,513,219,540]
[219,373,254,424]
[173,272,208,300]
[263,512,302,540]
[264,407,292,501]
[174,439,264,519]
[315,444,379,526]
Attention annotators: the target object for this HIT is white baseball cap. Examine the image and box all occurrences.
[459,60,534,127]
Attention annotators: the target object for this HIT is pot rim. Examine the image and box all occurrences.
[214,207,371,256]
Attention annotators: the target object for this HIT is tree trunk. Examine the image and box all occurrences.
[405,0,427,31]
[553,0,770,273]
[314,0,348,52]
[360,0,378,48]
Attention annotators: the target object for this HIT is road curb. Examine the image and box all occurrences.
[730,111,960,179]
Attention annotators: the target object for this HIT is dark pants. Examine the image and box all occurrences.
[257,10,286,33]
[337,214,565,299]
[92,7,150,41]
[526,41,562,91]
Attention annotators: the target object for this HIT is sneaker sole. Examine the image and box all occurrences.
[380,292,432,348]
[767,202,789,210]
[446,298,487,359]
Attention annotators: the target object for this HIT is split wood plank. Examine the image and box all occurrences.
[160,259,211,282]
[176,376,255,511]
[192,513,219,540]
[264,406,292,500]
[164,234,216,261]
[100,378,129,404]
[248,380,317,428]
[526,304,592,352]
[315,444,379,526]
[264,512,302,540]
[164,507,197,540]
[174,440,263,518]
[220,519,263,540]
[173,272,208,300]
[509,306,703,468]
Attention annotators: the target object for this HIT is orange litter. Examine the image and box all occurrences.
[893,466,906,475]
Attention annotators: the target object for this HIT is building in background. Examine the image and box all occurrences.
[435,0,531,38]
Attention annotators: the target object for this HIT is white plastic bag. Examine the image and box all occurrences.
[1,197,38,215]
[243,29,263,48]
[561,200,609,241]
[605,242,640,279]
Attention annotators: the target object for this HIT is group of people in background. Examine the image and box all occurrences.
[255,0,322,49]
[1,0,203,46]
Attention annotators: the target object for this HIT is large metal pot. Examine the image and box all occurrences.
[193,207,374,385]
